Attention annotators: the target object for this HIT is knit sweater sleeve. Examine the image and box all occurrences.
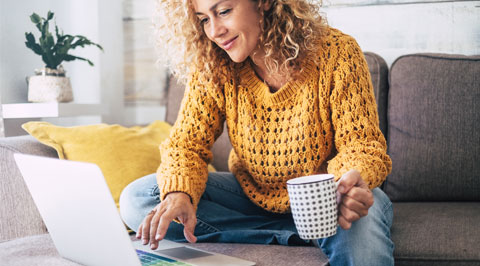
[156,75,225,209]
[327,36,392,188]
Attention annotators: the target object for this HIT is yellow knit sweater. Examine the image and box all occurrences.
[157,28,392,213]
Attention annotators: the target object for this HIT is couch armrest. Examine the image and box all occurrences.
[0,135,58,242]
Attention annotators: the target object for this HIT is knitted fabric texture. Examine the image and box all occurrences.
[157,28,392,213]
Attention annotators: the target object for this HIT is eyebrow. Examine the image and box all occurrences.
[195,0,230,16]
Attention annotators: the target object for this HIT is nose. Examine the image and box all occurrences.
[208,18,226,39]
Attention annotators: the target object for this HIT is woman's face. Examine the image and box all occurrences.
[192,0,265,63]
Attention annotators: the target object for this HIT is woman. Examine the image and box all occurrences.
[120,0,394,265]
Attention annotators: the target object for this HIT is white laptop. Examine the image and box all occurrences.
[14,153,255,266]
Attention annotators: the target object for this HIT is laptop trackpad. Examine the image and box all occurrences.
[156,247,212,260]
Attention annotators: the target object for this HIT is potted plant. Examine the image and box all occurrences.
[24,11,103,103]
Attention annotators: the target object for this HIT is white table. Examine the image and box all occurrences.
[1,103,107,119]
[0,103,107,137]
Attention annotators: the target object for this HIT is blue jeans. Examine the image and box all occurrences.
[120,172,394,266]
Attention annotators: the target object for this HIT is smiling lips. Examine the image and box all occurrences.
[221,36,238,50]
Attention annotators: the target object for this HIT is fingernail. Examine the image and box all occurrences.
[151,244,156,249]
[142,239,147,245]
[155,234,161,240]
[338,186,345,193]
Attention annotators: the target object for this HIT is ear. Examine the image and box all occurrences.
[262,0,273,11]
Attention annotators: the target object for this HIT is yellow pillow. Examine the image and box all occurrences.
[22,121,215,209]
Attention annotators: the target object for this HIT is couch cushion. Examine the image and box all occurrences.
[391,202,480,266]
[384,53,480,201]
[0,234,80,266]
[0,234,328,266]
[364,52,389,139]
[0,135,57,241]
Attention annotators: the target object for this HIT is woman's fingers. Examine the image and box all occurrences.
[338,214,352,230]
[339,202,361,224]
[338,197,365,230]
[136,222,143,239]
[341,197,365,218]
[140,208,156,244]
[336,169,363,195]
[154,210,177,245]
[136,192,197,249]
[149,207,167,249]
[342,189,372,216]
[337,186,374,230]
[182,213,198,243]
[335,169,374,230]
[346,186,373,209]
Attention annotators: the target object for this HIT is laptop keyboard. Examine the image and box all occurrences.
[136,249,192,265]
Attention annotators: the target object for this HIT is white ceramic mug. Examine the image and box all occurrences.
[287,174,338,239]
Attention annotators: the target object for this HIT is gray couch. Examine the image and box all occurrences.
[1,53,479,266]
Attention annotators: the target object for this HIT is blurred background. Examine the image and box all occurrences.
[0,0,479,136]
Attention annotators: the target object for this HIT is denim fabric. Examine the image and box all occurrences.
[317,188,394,266]
[120,172,394,266]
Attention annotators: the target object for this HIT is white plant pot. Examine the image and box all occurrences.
[27,75,73,103]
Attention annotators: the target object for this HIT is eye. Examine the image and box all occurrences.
[218,9,231,16]
[199,17,209,25]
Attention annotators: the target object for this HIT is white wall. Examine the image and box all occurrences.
[0,0,124,136]
[123,0,167,126]
[322,0,480,66]
[98,0,125,125]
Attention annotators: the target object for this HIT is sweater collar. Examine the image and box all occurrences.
[238,59,316,104]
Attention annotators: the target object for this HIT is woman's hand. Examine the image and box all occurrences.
[336,169,374,230]
[136,192,197,249]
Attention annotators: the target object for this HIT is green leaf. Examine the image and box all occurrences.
[62,54,76,61]
[31,13,43,32]
[25,32,43,56]
[25,32,35,43]
[71,36,104,51]
[56,34,67,46]
[44,49,57,68]
[30,13,41,24]
[55,24,62,40]
[39,36,48,50]
[50,55,63,70]
[71,38,88,48]
[47,11,54,20]
[56,41,71,57]
[62,36,74,50]
[42,54,54,68]
[28,43,44,56]
[41,21,49,38]
[46,33,54,47]
[63,54,95,66]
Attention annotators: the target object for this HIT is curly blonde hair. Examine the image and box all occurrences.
[155,0,327,86]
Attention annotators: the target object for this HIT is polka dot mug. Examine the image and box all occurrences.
[287,174,338,239]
